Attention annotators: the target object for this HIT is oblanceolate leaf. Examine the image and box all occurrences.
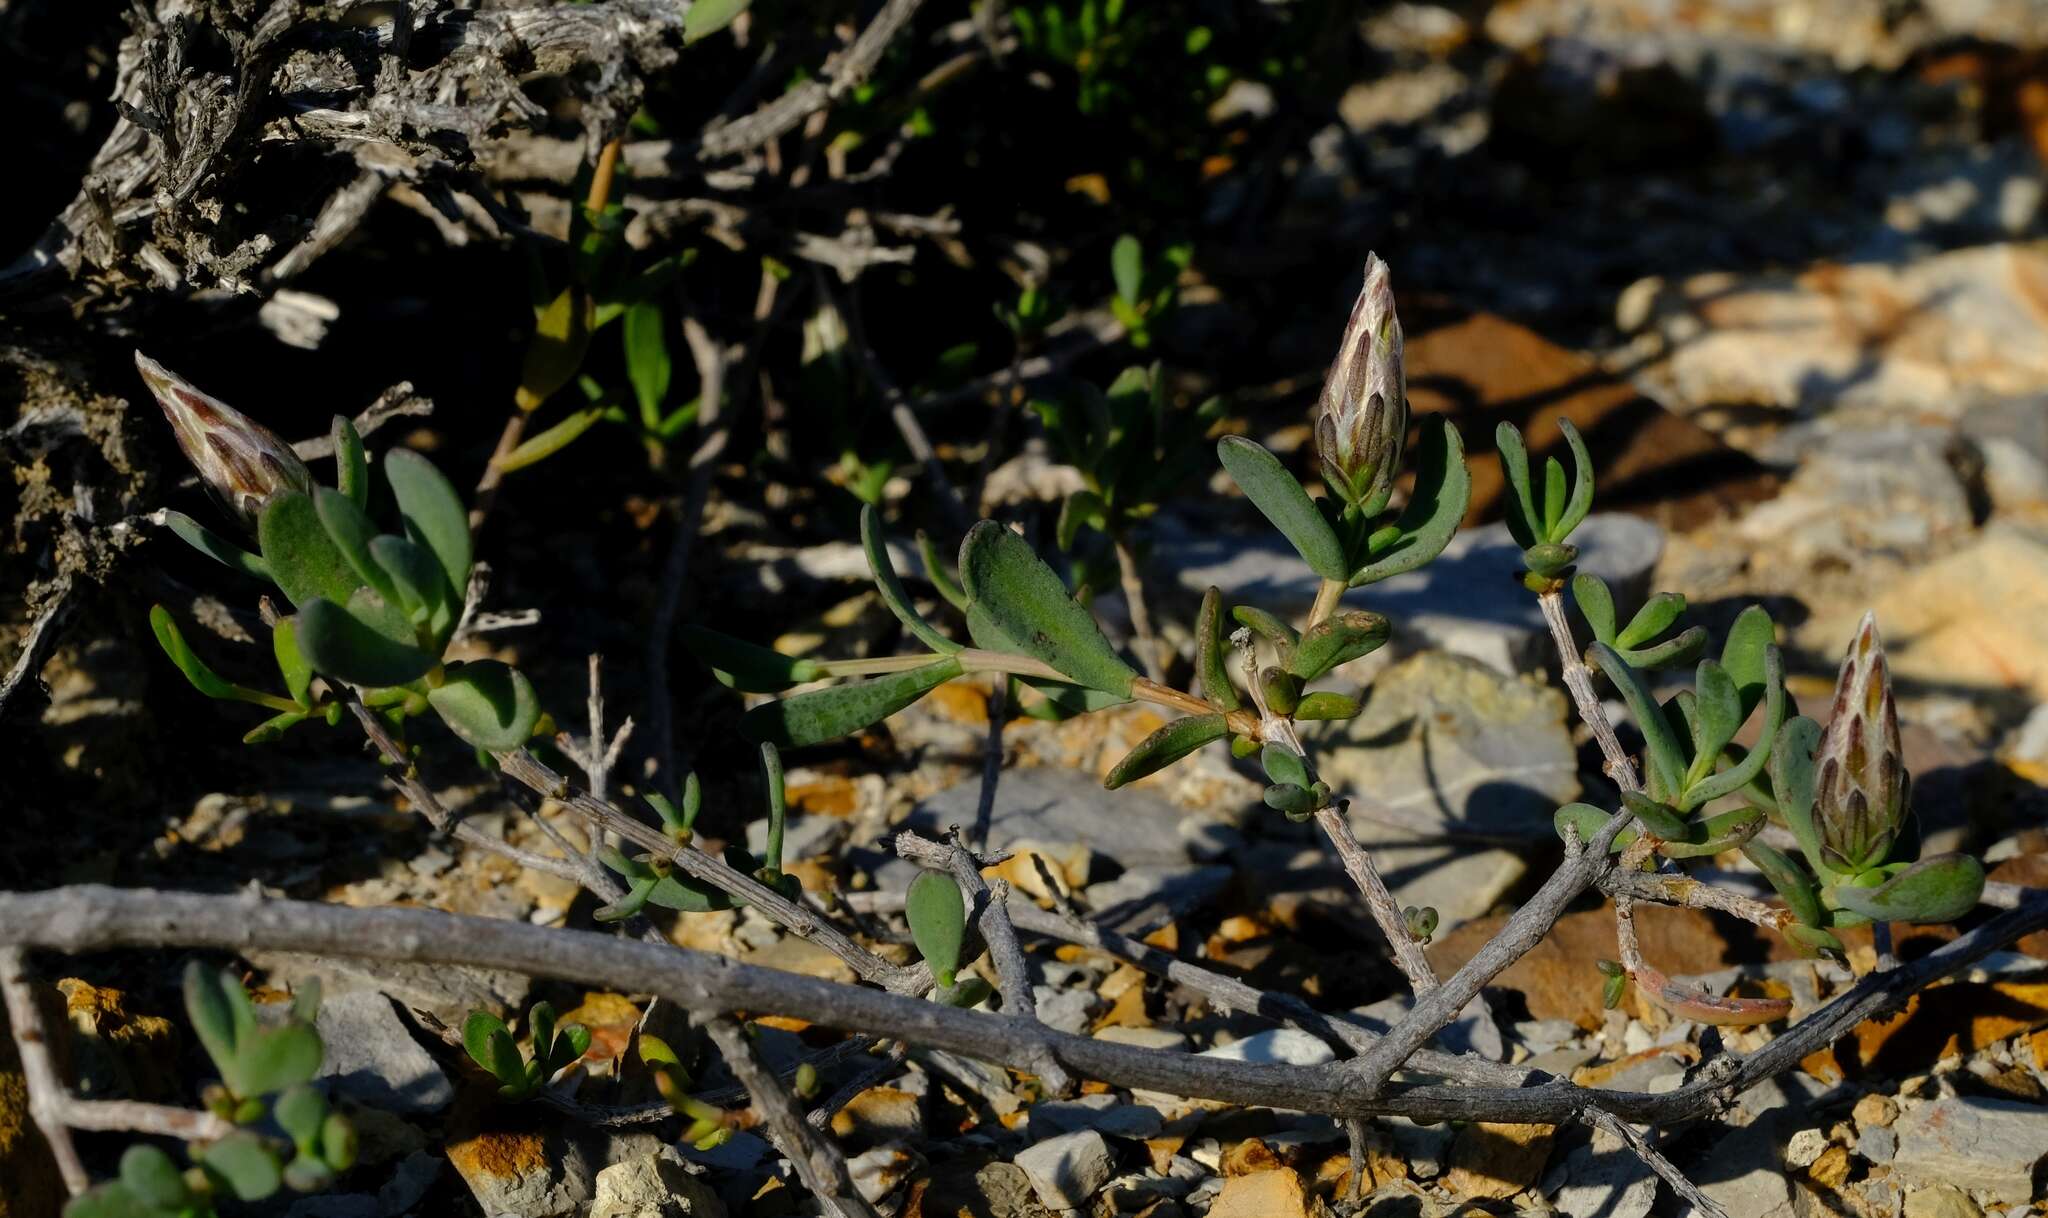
[959,521,1136,697]
[1720,605,1778,720]
[1831,854,1984,924]
[384,448,472,597]
[1553,802,1626,852]
[1553,417,1595,541]
[624,300,671,425]
[740,656,964,747]
[369,534,455,640]
[163,509,269,579]
[463,1010,524,1085]
[1105,714,1228,788]
[1111,234,1143,305]
[1590,642,1687,802]
[274,1084,327,1149]
[237,1021,324,1097]
[1261,744,1310,789]
[1744,840,1823,926]
[203,1132,283,1201]
[298,596,435,688]
[683,625,822,692]
[183,963,242,1082]
[1196,587,1239,711]
[428,661,541,751]
[1216,437,1348,582]
[1572,573,1616,643]
[1295,691,1362,720]
[273,617,313,707]
[1348,417,1471,587]
[1287,610,1389,681]
[315,487,397,605]
[1495,422,1539,550]
[119,1143,191,1208]
[907,871,968,988]
[260,491,365,609]
[151,606,240,701]
[516,286,590,411]
[1620,791,1693,841]
[1769,715,1826,872]
[500,406,606,472]
[862,505,958,654]
[1686,660,1742,788]
[916,531,969,612]
[1655,806,1765,859]
[1623,626,1710,670]
[1684,646,1786,809]
[332,415,369,511]
[1618,591,1687,650]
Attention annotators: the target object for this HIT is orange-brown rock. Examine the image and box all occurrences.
[1404,313,1778,532]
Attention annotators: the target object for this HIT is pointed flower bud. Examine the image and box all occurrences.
[137,351,313,534]
[1813,612,1908,873]
[1314,253,1408,509]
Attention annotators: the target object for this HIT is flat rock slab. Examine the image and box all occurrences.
[1894,1095,2048,1205]
[1158,514,1662,675]
[315,990,453,1114]
[895,767,1230,868]
[1313,650,1578,840]
[1015,1129,1117,1211]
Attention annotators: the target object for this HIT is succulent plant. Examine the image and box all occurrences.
[1740,614,1984,953]
[144,355,542,755]
[462,1002,593,1101]
[1313,252,1408,513]
[65,966,353,1218]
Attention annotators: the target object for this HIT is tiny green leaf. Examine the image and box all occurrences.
[333,415,368,510]
[202,1132,283,1201]
[1590,642,1687,803]
[259,491,365,609]
[1231,605,1299,655]
[1656,806,1765,859]
[500,406,606,472]
[1216,437,1348,582]
[1617,592,1687,650]
[1572,573,1617,643]
[1686,660,1742,788]
[916,531,970,612]
[935,977,994,1008]
[1720,605,1778,720]
[684,0,751,42]
[1744,840,1823,927]
[1105,714,1229,788]
[1111,234,1144,306]
[1684,646,1786,809]
[1769,715,1827,873]
[237,1022,325,1096]
[1261,744,1310,789]
[428,661,541,752]
[1262,782,1317,817]
[960,522,1136,697]
[320,1111,357,1171]
[119,1143,191,1208]
[162,509,270,579]
[907,870,968,989]
[1349,418,1472,587]
[315,487,397,605]
[862,505,959,654]
[740,656,964,747]
[184,963,241,1082]
[151,605,241,702]
[1620,791,1693,842]
[369,534,455,640]
[384,448,472,597]
[1294,691,1362,720]
[1554,802,1628,853]
[1621,626,1709,670]
[274,1084,327,1150]
[273,616,314,707]
[624,300,672,425]
[1552,417,1595,541]
[1495,422,1539,550]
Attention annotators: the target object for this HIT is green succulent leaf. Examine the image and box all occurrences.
[1349,418,1471,587]
[1258,667,1300,715]
[1720,605,1778,720]
[683,625,822,693]
[907,870,968,988]
[333,415,368,511]
[428,661,541,751]
[1554,802,1628,852]
[1288,610,1390,681]
[1686,660,1742,788]
[1551,418,1595,542]
[1262,782,1317,817]
[274,1084,327,1151]
[298,596,435,688]
[321,1111,357,1171]
[1590,642,1687,802]
[162,509,270,580]
[1294,691,1362,720]
[916,531,970,612]
[237,1021,325,1097]
[1620,791,1693,841]
[272,617,314,707]
[1784,922,1847,958]
[1683,646,1786,809]
[1216,437,1348,582]
[529,1002,558,1069]
[203,1131,284,1201]
[369,534,455,640]
[683,0,751,43]
[1057,489,1109,551]
[1744,840,1824,927]
[1196,587,1240,711]
[1769,716,1827,873]
[1621,626,1710,670]
[118,1143,191,1208]
[383,448,472,597]
[260,491,366,609]
[1656,806,1765,859]
[624,300,672,425]
[500,406,606,473]
[1231,605,1300,657]
[556,1023,592,1067]
[283,1154,336,1194]
[1260,744,1311,789]
[1618,592,1687,650]
[1495,422,1539,551]
[150,606,242,702]
[1572,573,1617,643]
[862,505,959,654]
[1111,234,1144,305]
[463,1010,526,1088]
[184,962,243,1084]
[740,656,964,747]
[1831,854,1985,924]
[959,521,1136,697]
[935,976,994,1008]
[315,487,397,606]
[1105,714,1228,788]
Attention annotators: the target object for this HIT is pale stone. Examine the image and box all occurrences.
[589,1147,726,1218]
[1894,1095,2048,1205]
[1200,1029,1336,1067]
[315,991,453,1115]
[1015,1129,1117,1211]
[1786,1127,1829,1169]
[1207,1168,1313,1218]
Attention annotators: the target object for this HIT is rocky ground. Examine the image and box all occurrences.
[9,0,2048,1216]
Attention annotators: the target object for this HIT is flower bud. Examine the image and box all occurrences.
[1813,612,1908,873]
[137,351,313,533]
[1314,253,1408,509]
